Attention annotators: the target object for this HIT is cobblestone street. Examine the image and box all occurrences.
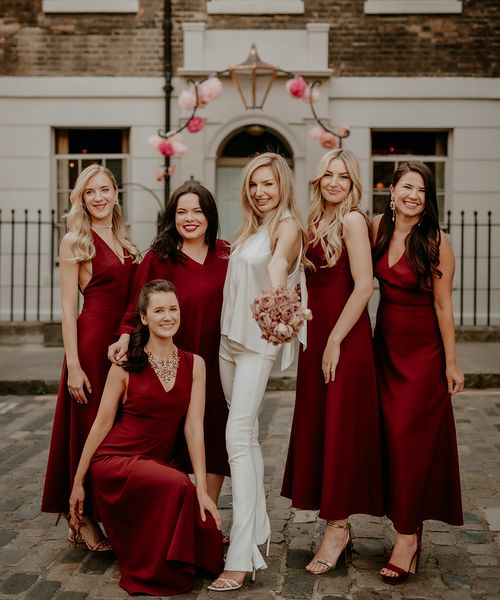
[0,388,499,600]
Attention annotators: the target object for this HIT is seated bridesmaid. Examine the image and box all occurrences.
[69,279,223,596]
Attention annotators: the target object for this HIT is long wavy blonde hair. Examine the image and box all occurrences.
[232,153,308,261]
[65,164,141,264]
[308,149,363,268]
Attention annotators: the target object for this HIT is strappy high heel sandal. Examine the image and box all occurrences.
[56,513,112,552]
[55,513,83,546]
[305,522,352,575]
[381,524,423,584]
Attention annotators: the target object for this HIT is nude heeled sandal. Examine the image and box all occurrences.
[305,522,352,575]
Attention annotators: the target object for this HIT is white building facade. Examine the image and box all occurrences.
[0,0,499,323]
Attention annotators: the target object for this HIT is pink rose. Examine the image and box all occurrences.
[257,312,273,330]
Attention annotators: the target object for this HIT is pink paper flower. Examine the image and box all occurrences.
[286,76,307,99]
[335,125,351,138]
[302,85,320,103]
[309,125,324,140]
[186,116,205,133]
[172,141,187,157]
[178,89,197,111]
[319,131,339,149]
[199,76,223,101]
[158,139,175,157]
[148,134,163,149]
[251,286,312,346]
[155,168,167,182]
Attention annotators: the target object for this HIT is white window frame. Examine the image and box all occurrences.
[364,0,462,14]
[43,0,139,13]
[207,0,304,15]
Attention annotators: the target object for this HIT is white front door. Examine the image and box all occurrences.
[215,165,244,242]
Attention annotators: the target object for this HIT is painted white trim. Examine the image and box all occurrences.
[0,77,164,98]
[364,0,462,14]
[2,77,498,100]
[42,0,139,13]
[207,0,304,14]
[329,77,500,100]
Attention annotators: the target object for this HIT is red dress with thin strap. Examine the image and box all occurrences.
[90,350,224,596]
[118,239,230,477]
[42,233,135,517]
[281,242,384,520]
[373,246,463,533]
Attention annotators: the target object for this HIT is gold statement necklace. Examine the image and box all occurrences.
[145,347,180,386]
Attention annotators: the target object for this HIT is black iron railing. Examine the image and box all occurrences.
[0,208,498,325]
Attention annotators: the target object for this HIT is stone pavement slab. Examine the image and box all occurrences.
[0,388,500,599]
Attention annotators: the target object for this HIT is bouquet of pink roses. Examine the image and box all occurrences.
[251,286,312,345]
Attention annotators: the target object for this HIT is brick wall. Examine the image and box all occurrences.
[1,0,498,77]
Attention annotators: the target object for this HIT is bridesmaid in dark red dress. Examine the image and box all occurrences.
[372,161,464,583]
[108,182,229,501]
[42,164,140,550]
[282,149,383,575]
[69,280,223,596]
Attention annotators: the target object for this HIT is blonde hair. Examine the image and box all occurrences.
[308,149,364,268]
[65,164,141,264]
[232,153,307,261]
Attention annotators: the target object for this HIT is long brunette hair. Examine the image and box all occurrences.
[151,182,219,263]
[123,279,178,372]
[373,161,442,287]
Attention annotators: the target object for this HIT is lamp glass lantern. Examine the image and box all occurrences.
[229,44,278,110]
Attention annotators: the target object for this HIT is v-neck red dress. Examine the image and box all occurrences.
[42,233,136,517]
[373,245,463,533]
[90,350,223,595]
[118,240,230,477]
[281,243,384,520]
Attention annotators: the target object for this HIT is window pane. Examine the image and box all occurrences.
[67,129,124,154]
[422,161,445,217]
[372,161,394,214]
[372,131,448,156]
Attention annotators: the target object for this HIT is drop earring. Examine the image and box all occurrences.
[390,196,396,222]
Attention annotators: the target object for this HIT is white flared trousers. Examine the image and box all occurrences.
[219,335,277,572]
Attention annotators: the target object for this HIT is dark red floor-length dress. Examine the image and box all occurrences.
[42,233,135,517]
[119,239,230,476]
[282,243,384,520]
[373,247,463,534]
[90,350,224,596]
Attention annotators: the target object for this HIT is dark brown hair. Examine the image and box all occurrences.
[123,279,178,372]
[151,182,219,263]
[373,161,442,287]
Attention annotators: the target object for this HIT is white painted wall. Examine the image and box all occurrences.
[0,73,499,322]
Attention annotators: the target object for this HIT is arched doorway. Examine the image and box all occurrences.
[216,125,293,241]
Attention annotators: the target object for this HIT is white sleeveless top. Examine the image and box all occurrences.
[221,213,307,370]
